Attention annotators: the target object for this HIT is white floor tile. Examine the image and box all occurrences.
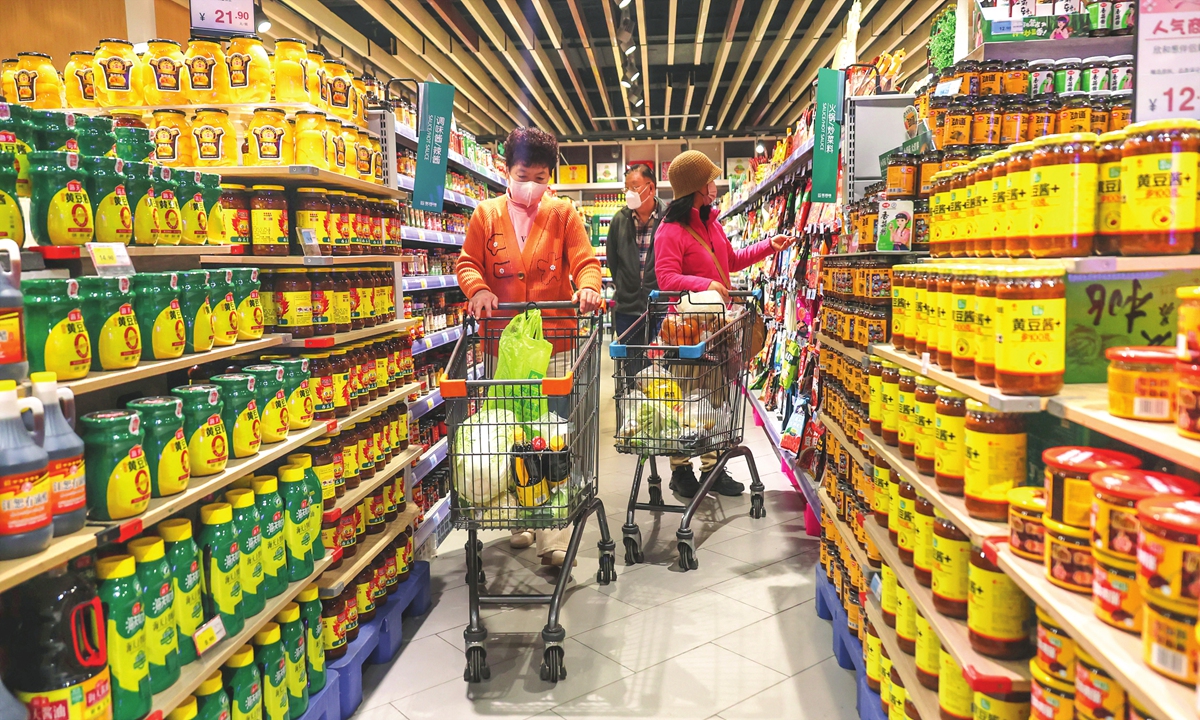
[437,584,641,642]
[360,635,473,708]
[715,656,858,720]
[587,549,760,610]
[707,554,818,614]
[712,600,833,676]
[551,643,787,720]
[704,518,819,568]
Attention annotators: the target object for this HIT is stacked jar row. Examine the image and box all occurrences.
[928,120,1200,259]
[259,267,395,337]
[889,263,1066,397]
[821,258,896,305]
[301,335,416,421]
[821,300,890,350]
[222,185,405,256]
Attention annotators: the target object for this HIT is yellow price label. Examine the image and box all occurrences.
[426,397,435,410]
[419,279,428,288]
[91,247,117,265]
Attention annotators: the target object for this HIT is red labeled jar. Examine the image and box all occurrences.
[1043,446,1141,529]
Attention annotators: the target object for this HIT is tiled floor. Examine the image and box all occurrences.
[357,355,859,720]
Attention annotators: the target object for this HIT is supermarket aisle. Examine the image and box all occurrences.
[356,353,854,720]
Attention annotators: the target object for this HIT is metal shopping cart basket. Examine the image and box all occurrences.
[440,301,615,684]
[610,290,766,571]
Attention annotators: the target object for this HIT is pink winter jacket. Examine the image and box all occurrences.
[653,207,775,293]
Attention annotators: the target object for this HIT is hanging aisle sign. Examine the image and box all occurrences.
[1135,0,1200,121]
[413,82,457,213]
[812,68,845,203]
[190,0,255,36]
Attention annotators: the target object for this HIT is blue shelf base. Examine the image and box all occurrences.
[815,566,886,720]
[325,561,432,719]
[295,669,341,720]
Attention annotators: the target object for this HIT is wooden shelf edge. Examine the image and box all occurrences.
[862,432,1007,545]
[818,333,868,365]
[869,345,1048,414]
[333,444,423,514]
[278,319,421,349]
[317,506,419,596]
[149,552,336,719]
[818,488,874,573]
[863,518,1031,692]
[993,544,1195,720]
[0,530,102,594]
[200,255,407,266]
[819,414,871,471]
[863,594,942,720]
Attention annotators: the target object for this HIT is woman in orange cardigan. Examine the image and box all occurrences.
[456,126,602,567]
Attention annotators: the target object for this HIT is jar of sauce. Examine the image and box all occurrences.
[939,649,973,720]
[897,481,918,565]
[1028,99,1057,139]
[979,60,1004,95]
[1006,142,1035,257]
[220,184,251,249]
[1030,59,1056,96]
[888,469,904,547]
[1095,130,1125,255]
[968,545,1033,658]
[887,153,918,200]
[1001,98,1029,145]
[327,190,352,254]
[1090,91,1111,135]
[915,613,940,689]
[934,387,966,495]
[1120,118,1200,255]
[321,592,348,659]
[911,268,929,355]
[1008,487,1046,563]
[918,152,942,198]
[913,377,937,477]
[1029,132,1097,258]
[914,494,936,587]
[1110,90,1132,131]
[943,100,973,147]
[913,200,930,252]
[1105,346,1176,422]
[896,583,918,652]
[1004,60,1030,96]
[1043,446,1141,529]
[897,369,918,460]
[994,267,1066,396]
[949,268,977,377]
[928,96,950,143]
[971,96,1002,145]
[962,401,1026,521]
[935,269,955,367]
[294,187,331,255]
[873,454,891,527]
[881,361,901,447]
[932,513,970,618]
[274,268,314,338]
[250,184,289,255]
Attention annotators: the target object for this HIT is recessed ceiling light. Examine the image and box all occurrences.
[630,71,640,82]
[625,45,637,56]
[705,125,713,130]
[257,18,272,32]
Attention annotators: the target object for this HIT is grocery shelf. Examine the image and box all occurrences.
[817,333,868,365]
[182,165,404,200]
[400,226,465,247]
[29,244,239,260]
[819,414,871,471]
[0,528,104,595]
[863,431,1007,545]
[927,256,1200,274]
[991,542,1193,720]
[395,175,483,208]
[337,382,422,431]
[401,274,457,291]
[822,250,928,260]
[318,507,419,596]
[409,363,484,421]
[62,335,287,396]
[333,444,424,515]
[869,345,1048,413]
[276,318,421,349]
[447,150,507,189]
[745,389,820,511]
[413,494,451,549]
[964,35,1134,62]
[818,488,874,573]
[149,552,337,720]
[862,594,941,720]
[202,254,408,266]
[396,124,418,147]
[1048,383,1200,473]
[863,519,1031,693]
[411,437,449,484]
[412,324,467,355]
[719,137,815,220]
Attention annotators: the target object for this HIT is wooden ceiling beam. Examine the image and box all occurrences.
[600,0,635,131]
[859,0,945,62]
[664,0,678,131]
[424,0,479,52]
[494,0,586,133]
[565,0,616,131]
[760,0,852,125]
[729,0,811,128]
[714,0,778,130]
[530,0,597,131]
[635,0,651,128]
[681,0,712,131]
[696,0,745,131]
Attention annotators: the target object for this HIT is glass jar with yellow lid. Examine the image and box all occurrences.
[305,50,327,108]
[272,38,309,104]
[183,38,231,104]
[1119,118,1200,255]
[294,188,331,254]
[63,51,97,108]
[945,166,970,258]
[10,53,62,109]
[294,111,328,168]
[929,172,950,256]
[246,108,292,167]
[149,110,192,167]
[325,60,354,121]
[1029,132,1098,258]
[1095,129,1125,255]
[190,108,237,167]
[339,123,359,177]
[141,40,186,106]
[225,34,271,103]
[355,129,373,180]
[92,42,141,108]
[993,265,1066,396]
[1005,141,1035,257]
[988,149,1012,256]
[371,136,384,185]
[352,76,368,127]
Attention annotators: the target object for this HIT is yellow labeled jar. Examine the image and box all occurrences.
[963,399,1026,521]
[1136,496,1200,612]
[1092,469,1199,560]
[1030,659,1075,720]
[1044,446,1141,529]
[896,584,918,653]
[272,39,309,104]
[1074,650,1126,720]
[1029,132,1098,258]
[968,545,1033,659]
[994,266,1067,397]
[1120,118,1200,256]
[972,689,1031,720]
[939,649,973,720]
[1036,606,1076,681]
[294,111,328,169]
[141,39,187,106]
[246,108,292,167]
[93,41,142,108]
[183,38,231,104]
[305,50,326,108]
[225,34,271,103]
[1008,486,1047,563]
[63,51,97,108]
[325,60,354,121]
[1044,517,1094,594]
[1143,599,1198,682]
[149,110,193,168]
[1105,345,1178,422]
[882,561,898,626]
[1092,549,1143,633]
[190,108,237,168]
[338,123,358,177]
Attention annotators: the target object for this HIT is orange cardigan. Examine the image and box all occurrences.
[456,195,602,305]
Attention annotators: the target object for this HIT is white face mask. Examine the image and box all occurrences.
[509,180,549,206]
[625,188,643,211]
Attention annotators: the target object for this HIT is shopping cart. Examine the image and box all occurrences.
[440,301,614,685]
[610,290,766,571]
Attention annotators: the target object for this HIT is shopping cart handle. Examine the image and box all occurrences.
[648,290,754,300]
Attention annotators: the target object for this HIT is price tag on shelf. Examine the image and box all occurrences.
[190,0,255,36]
[193,615,227,656]
[419,278,428,288]
[298,228,322,256]
[87,243,134,277]
[426,397,436,410]
[1136,0,1200,121]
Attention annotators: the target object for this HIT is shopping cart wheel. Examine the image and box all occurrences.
[596,553,617,584]
[464,646,490,683]
[677,539,698,571]
[623,536,644,565]
[647,482,664,506]
[540,645,567,683]
[750,492,766,519]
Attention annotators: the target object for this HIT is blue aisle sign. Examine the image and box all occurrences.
[812,68,844,203]
[413,82,456,212]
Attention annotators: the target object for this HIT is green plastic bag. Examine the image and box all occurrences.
[488,309,553,421]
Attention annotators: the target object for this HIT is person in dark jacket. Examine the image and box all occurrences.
[608,164,666,343]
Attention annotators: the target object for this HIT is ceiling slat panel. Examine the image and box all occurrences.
[696,0,745,130]
[729,0,811,129]
[681,0,712,131]
[715,0,780,129]
[600,0,635,131]
[565,0,616,131]
[494,0,585,132]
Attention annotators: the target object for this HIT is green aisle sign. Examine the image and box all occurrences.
[413,82,456,212]
[812,68,844,203]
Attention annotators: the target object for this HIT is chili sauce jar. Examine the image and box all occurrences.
[1043,446,1141,529]
[1008,486,1047,563]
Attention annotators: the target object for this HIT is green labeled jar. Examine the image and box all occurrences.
[245,364,288,444]
[274,603,308,718]
[171,384,229,476]
[96,554,151,720]
[199,502,244,636]
[177,171,209,246]
[209,268,239,348]
[82,155,132,244]
[0,103,35,197]
[155,166,182,246]
[130,271,185,361]
[127,536,181,693]
[200,172,224,244]
[296,584,325,693]
[125,396,189,497]
[278,464,314,581]
[31,110,79,153]
[177,270,214,353]
[28,150,93,246]
[251,475,287,599]
[252,623,289,720]
[195,671,231,720]
[168,696,198,720]
[78,276,141,371]
[221,645,262,720]
[22,278,90,379]
[80,409,150,521]
[0,152,26,246]
[210,374,261,459]
[271,357,312,430]
[157,518,204,665]
[75,114,115,158]
[225,488,265,618]
[285,452,324,562]
[113,125,154,163]
[230,267,263,340]
[123,161,159,246]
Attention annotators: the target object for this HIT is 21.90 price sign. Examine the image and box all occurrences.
[190,0,255,36]
[1136,0,1200,121]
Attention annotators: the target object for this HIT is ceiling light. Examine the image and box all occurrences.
[621,79,631,88]
[756,142,765,153]
[635,97,644,107]
[258,17,272,33]
[706,125,713,130]
[618,0,632,7]
[630,70,640,82]
[637,122,645,130]
[625,44,637,56]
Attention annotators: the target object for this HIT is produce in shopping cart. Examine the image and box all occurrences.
[634,364,683,401]
[452,408,519,504]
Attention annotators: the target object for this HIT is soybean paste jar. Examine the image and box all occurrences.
[887,153,918,200]
[275,268,313,338]
[968,546,1033,658]
[310,268,335,336]
[22,278,89,379]
[962,401,1026,521]
[994,267,1066,396]
[274,357,313,430]
[934,388,966,495]
[80,409,150,521]
[1029,133,1097,258]
[170,384,228,477]
[881,361,901,447]
[294,187,331,254]
[1119,119,1200,255]
[1090,91,1112,135]
[327,191,352,254]
[125,396,189,498]
[219,184,250,249]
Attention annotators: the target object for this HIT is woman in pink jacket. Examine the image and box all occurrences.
[654,150,795,498]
